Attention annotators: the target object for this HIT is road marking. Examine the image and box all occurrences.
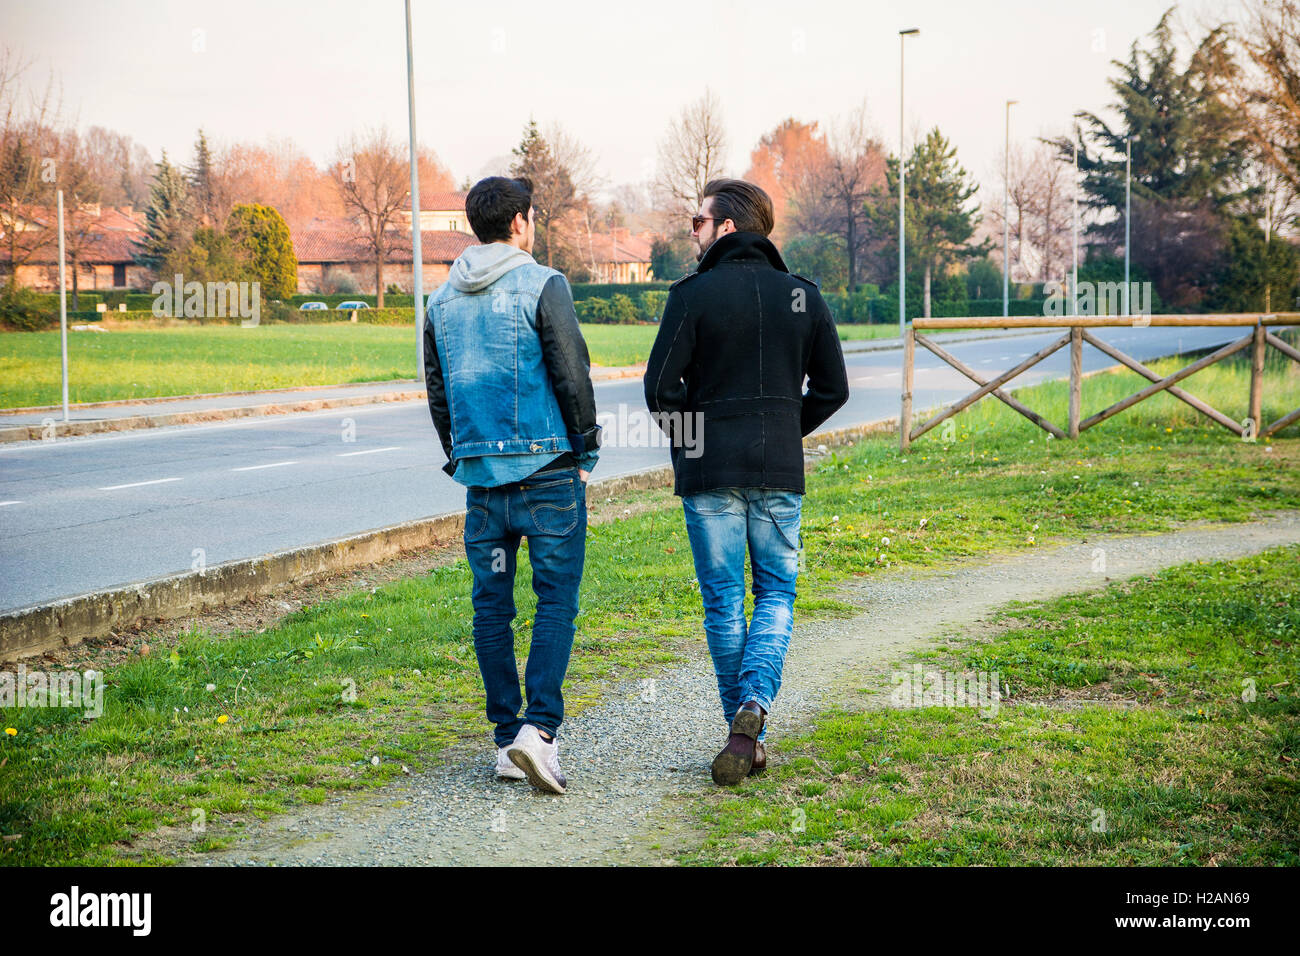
[98,477,183,491]
[231,460,299,472]
[0,500,21,506]
[338,446,401,457]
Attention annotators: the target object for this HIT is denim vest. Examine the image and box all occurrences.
[426,261,577,465]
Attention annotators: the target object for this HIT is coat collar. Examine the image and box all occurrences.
[695,231,790,274]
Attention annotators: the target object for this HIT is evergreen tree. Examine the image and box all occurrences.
[134,151,193,274]
[226,203,298,300]
[1058,11,1245,309]
[187,129,217,227]
[510,119,576,269]
[869,128,987,317]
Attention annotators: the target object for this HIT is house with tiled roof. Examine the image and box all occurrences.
[0,204,149,292]
[291,217,477,294]
[399,190,469,233]
[582,227,656,283]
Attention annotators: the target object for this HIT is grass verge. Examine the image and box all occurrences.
[681,546,1299,865]
[0,322,895,408]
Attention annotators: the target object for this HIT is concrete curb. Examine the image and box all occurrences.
[0,418,892,661]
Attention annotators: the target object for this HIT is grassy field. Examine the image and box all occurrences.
[1,344,1296,864]
[0,322,902,409]
[683,546,1299,865]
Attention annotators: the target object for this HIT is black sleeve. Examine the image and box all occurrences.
[536,274,600,452]
[800,294,850,436]
[422,310,456,476]
[643,285,694,428]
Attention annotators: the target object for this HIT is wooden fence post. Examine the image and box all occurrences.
[900,324,914,452]
[1068,325,1082,439]
[1249,323,1266,438]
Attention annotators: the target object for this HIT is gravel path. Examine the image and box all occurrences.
[189,510,1300,867]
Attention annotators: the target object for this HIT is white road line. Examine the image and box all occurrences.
[231,460,299,472]
[0,500,21,506]
[98,477,183,491]
[338,446,401,457]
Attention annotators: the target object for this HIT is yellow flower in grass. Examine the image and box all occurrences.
[217,714,229,725]
[4,728,15,736]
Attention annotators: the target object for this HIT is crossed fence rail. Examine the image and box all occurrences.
[899,314,1300,451]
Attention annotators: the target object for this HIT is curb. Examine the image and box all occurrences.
[0,418,892,661]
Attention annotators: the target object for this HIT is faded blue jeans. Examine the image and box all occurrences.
[463,467,587,747]
[681,488,802,741]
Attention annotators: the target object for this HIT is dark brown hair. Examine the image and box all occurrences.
[702,178,774,236]
[465,176,533,243]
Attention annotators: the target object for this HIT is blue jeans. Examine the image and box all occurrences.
[681,488,802,740]
[463,467,587,748]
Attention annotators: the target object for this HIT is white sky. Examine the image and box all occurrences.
[8,0,1237,200]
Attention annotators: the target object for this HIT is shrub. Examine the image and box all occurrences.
[0,285,52,331]
[226,204,298,300]
[639,290,669,322]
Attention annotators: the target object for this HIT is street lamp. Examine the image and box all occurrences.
[1071,111,1086,317]
[405,0,424,377]
[898,27,919,336]
[1003,100,1017,318]
[1124,135,1137,315]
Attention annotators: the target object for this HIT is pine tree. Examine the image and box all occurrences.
[1058,11,1245,309]
[510,119,575,269]
[869,129,987,317]
[134,152,192,274]
[187,129,216,227]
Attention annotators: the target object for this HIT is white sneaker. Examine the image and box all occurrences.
[506,724,567,794]
[495,746,526,780]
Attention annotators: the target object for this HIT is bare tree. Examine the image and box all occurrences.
[1233,0,1300,193]
[331,127,408,307]
[789,103,886,288]
[985,139,1074,282]
[653,90,729,224]
[0,49,62,287]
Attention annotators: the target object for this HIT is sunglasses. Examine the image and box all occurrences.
[691,215,720,231]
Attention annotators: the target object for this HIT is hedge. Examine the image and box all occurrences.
[569,281,671,301]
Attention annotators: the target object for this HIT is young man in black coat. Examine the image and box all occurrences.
[644,178,849,784]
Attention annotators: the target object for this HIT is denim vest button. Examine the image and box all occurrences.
[529,443,541,452]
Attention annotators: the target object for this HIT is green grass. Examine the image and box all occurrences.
[1,336,1297,864]
[681,546,1300,866]
[1,322,904,408]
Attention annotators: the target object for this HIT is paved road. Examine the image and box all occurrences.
[0,325,1244,611]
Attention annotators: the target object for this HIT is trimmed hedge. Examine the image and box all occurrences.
[569,281,670,301]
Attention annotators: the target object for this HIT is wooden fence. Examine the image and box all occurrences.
[899,315,1300,451]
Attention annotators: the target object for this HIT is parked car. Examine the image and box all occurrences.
[336,300,370,310]
[299,301,328,311]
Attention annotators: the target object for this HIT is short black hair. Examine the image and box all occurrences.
[702,178,775,236]
[465,176,533,243]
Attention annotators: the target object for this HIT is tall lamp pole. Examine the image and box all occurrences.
[898,28,919,336]
[1003,99,1017,318]
[1124,135,1133,315]
[1071,113,1086,317]
[404,0,424,377]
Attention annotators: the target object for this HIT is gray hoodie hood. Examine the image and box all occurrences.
[447,242,535,293]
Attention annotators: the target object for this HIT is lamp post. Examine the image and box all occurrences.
[1003,99,1017,318]
[404,0,424,377]
[898,27,919,336]
[1124,135,1133,315]
[1071,112,1086,317]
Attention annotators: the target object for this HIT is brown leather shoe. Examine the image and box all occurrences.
[749,740,767,775]
[711,702,765,786]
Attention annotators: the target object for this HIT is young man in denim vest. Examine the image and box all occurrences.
[644,179,849,785]
[424,176,601,795]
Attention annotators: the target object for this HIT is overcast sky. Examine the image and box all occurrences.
[8,0,1236,199]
